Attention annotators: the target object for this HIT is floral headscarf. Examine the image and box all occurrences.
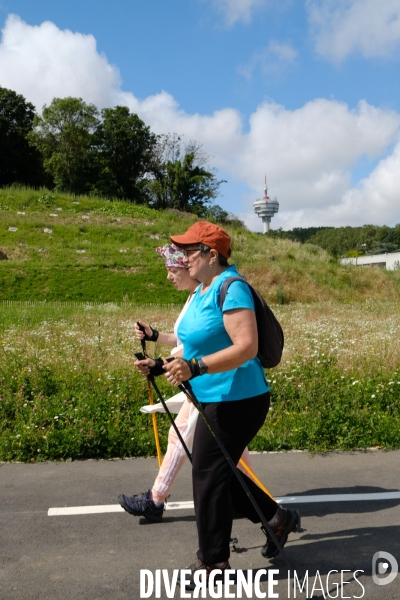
[156,244,187,268]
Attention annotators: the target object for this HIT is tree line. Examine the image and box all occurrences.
[0,86,243,224]
[267,225,400,257]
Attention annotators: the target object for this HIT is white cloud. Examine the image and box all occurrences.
[238,40,297,80]
[1,15,400,231]
[207,0,270,26]
[306,0,400,62]
[0,14,121,110]
[336,142,400,224]
[269,140,400,229]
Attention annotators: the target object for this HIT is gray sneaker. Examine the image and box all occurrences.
[118,489,164,522]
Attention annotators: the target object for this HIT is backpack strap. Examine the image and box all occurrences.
[219,276,249,311]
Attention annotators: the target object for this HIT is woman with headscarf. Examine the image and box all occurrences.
[118,243,255,522]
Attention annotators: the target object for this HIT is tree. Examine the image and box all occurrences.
[0,87,45,187]
[29,97,99,193]
[205,204,246,229]
[94,106,157,202]
[147,135,225,214]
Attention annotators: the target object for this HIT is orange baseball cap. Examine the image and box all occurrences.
[170,221,231,259]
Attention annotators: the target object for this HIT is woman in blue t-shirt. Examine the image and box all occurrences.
[165,221,300,589]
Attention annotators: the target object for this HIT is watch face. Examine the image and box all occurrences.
[198,359,208,375]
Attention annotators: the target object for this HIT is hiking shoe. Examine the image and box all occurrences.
[118,489,164,522]
[177,558,230,590]
[261,507,301,558]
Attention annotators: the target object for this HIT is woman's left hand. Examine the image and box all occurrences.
[163,357,192,387]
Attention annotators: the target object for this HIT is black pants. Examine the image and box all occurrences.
[192,391,278,564]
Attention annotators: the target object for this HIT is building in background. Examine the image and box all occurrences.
[341,252,400,270]
[253,177,279,233]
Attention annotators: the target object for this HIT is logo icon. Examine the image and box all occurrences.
[372,551,398,586]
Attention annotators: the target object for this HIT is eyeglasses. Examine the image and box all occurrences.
[182,247,202,258]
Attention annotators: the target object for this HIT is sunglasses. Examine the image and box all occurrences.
[182,247,210,258]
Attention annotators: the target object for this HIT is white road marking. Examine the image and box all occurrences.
[48,491,400,516]
[49,505,124,516]
[276,492,400,503]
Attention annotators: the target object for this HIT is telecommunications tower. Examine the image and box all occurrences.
[253,177,279,233]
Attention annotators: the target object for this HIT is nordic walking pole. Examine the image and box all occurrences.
[154,357,275,498]
[238,458,276,501]
[136,362,193,464]
[149,373,273,494]
[136,325,162,468]
[179,380,295,570]
[146,377,163,467]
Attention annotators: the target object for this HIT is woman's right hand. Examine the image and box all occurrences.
[134,321,152,341]
[134,357,156,377]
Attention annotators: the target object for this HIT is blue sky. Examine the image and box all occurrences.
[1,0,400,230]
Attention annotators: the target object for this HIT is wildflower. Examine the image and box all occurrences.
[352,381,359,385]
[371,394,376,398]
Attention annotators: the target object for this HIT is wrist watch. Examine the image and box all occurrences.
[198,358,208,375]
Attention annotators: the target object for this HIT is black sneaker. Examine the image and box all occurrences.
[261,507,301,558]
[177,558,230,590]
[118,489,164,522]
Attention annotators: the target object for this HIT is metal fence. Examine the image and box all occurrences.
[0,300,181,308]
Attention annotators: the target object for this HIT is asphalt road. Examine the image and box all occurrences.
[1,450,400,600]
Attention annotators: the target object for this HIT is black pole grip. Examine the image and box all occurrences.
[136,322,146,353]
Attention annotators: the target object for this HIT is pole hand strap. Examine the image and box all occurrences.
[149,358,165,377]
[143,325,159,342]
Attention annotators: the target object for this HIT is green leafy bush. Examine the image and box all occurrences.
[254,357,400,452]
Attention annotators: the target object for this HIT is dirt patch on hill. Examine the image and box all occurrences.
[0,246,31,261]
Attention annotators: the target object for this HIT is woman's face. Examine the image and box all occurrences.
[182,246,211,282]
[166,267,193,291]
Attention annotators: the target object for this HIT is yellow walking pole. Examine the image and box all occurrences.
[147,377,163,468]
[135,322,163,467]
[239,458,276,502]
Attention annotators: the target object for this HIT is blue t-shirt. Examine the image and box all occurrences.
[177,264,269,402]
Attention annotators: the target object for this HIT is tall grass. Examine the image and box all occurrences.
[1,301,399,461]
[2,186,399,460]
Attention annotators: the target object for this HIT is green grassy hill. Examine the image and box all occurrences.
[1,186,400,303]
